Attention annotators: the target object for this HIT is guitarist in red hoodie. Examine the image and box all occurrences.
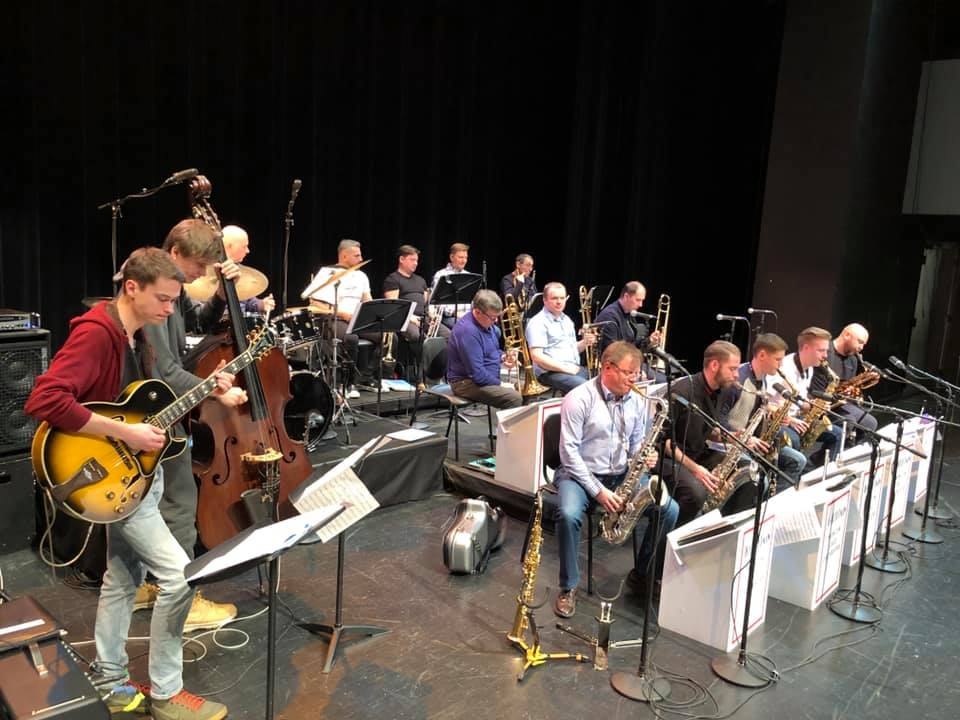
[26,247,231,720]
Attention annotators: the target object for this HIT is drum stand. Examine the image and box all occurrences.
[327,280,357,444]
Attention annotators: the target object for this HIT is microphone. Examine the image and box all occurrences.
[716,313,748,322]
[290,178,302,202]
[772,382,796,399]
[631,311,655,321]
[648,346,685,372]
[809,389,849,403]
[747,307,777,316]
[162,168,199,185]
[672,393,691,409]
[482,260,487,289]
[888,355,907,373]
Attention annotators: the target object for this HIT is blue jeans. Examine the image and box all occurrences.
[783,424,841,465]
[95,467,194,700]
[555,472,680,591]
[537,367,589,395]
[777,444,807,485]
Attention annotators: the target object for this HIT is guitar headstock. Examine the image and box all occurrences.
[246,325,278,360]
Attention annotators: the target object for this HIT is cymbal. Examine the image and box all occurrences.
[184,264,269,302]
[301,259,372,299]
[82,296,112,309]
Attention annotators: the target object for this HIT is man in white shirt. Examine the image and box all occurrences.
[305,239,375,391]
[774,326,841,465]
[524,282,596,395]
[431,242,474,329]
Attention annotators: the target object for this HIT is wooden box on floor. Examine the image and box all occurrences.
[659,506,777,653]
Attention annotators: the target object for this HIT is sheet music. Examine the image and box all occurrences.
[188,506,344,582]
[291,437,382,542]
[772,491,821,546]
[388,427,435,442]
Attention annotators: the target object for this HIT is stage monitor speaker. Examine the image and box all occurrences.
[0,329,50,455]
[0,454,36,554]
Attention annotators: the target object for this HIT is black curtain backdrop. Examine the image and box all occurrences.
[2,1,785,365]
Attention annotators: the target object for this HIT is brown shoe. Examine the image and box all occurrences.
[133,582,159,612]
[554,588,577,618]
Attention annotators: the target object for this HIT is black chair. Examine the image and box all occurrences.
[409,337,493,461]
[541,413,638,596]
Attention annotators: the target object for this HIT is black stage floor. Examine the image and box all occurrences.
[3,408,960,720]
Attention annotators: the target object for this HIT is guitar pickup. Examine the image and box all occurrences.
[50,459,109,504]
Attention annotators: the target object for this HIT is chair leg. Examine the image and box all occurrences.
[486,405,494,453]
[453,405,460,461]
[410,386,421,426]
[586,514,594,596]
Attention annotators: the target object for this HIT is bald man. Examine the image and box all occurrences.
[222,225,275,315]
[815,323,878,441]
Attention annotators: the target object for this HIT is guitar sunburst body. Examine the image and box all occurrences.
[32,379,186,523]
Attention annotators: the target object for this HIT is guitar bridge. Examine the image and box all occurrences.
[50,459,109,503]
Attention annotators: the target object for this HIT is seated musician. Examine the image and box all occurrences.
[595,281,662,379]
[305,239,377,393]
[813,322,879,442]
[719,333,807,485]
[664,340,741,526]
[383,244,449,341]
[774,327,842,465]
[221,224,275,315]
[431,242,474,329]
[25,248,230,720]
[553,342,679,618]
[500,253,537,307]
[446,289,522,409]
[524,282,595,395]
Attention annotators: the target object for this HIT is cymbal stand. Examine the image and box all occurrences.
[327,279,356,443]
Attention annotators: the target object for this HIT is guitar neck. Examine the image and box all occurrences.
[150,350,253,430]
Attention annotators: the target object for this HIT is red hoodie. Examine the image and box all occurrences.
[25,301,132,432]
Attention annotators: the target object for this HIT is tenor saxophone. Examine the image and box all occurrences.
[702,402,765,514]
[599,392,670,545]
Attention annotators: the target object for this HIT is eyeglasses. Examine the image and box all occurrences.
[609,363,641,379]
[482,311,500,322]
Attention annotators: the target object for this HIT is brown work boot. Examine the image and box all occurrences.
[133,582,159,611]
[150,689,227,720]
[553,588,577,618]
[183,592,238,634]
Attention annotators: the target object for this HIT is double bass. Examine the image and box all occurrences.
[187,176,313,548]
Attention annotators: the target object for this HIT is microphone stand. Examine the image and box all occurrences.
[864,413,907,574]
[902,363,959,522]
[282,180,301,312]
[610,362,690,703]
[674,396,792,688]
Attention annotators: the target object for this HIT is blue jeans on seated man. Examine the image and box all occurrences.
[782,424,842,467]
[555,471,680,592]
[537,367,589,395]
[94,467,195,700]
[777,443,807,485]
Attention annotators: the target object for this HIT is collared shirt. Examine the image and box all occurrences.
[770,352,812,417]
[596,299,650,356]
[500,272,537,303]
[431,264,473,317]
[720,361,770,431]
[556,376,648,498]
[669,371,724,465]
[524,307,580,375]
[447,312,503,387]
[308,265,370,317]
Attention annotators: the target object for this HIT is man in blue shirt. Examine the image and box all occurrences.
[525,282,597,395]
[553,341,679,618]
[447,289,522,409]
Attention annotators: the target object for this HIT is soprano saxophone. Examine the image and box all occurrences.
[599,390,670,545]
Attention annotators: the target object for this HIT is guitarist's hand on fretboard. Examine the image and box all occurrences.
[124,423,166,452]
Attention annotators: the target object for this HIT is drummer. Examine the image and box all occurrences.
[303,239,379,394]
[222,225,275,316]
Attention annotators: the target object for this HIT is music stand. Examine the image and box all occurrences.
[348,299,415,416]
[430,272,483,326]
[185,506,346,720]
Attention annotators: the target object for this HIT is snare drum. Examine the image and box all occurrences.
[272,308,325,351]
[285,371,335,450]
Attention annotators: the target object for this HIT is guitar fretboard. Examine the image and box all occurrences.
[149,350,254,430]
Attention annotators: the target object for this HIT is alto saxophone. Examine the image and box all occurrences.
[599,392,670,545]
[836,354,880,399]
[756,369,797,496]
[799,360,839,449]
[702,402,765,514]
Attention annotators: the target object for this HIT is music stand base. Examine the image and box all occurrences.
[299,622,390,673]
[828,597,882,624]
[610,671,671,702]
[901,525,944,544]
[711,656,769,688]
[864,551,907,574]
[917,504,952,521]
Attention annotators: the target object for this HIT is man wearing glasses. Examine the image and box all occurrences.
[446,289,522,408]
[552,342,680,618]
[525,282,597,395]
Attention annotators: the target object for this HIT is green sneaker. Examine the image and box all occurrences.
[150,690,227,720]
